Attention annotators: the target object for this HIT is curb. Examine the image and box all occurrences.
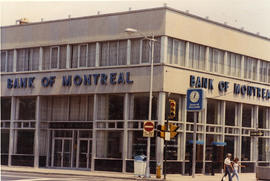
[1,167,163,181]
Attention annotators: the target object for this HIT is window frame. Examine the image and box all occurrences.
[1,50,8,72]
[78,44,88,68]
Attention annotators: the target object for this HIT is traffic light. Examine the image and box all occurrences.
[157,124,166,138]
[169,123,179,139]
[168,99,176,120]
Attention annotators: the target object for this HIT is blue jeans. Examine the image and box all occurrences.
[232,170,239,181]
[222,165,232,181]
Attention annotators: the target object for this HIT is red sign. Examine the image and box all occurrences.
[143,121,155,137]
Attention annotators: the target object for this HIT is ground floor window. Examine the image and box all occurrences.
[16,130,34,154]
[1,129,9,154]
[241,136,250,161]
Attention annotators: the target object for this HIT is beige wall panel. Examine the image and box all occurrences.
[1,9,166,50]
[0,66,164,96]
[163,65,270,107]
[165,11,270,61]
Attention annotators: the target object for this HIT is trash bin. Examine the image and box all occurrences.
[134,155,146,177]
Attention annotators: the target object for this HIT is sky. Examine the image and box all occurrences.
[0,0,270,38]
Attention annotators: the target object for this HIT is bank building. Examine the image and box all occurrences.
[1,7,270,174]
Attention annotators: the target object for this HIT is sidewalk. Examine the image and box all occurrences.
[1,165,256,181]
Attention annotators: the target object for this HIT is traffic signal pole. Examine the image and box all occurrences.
[164,119,169,180]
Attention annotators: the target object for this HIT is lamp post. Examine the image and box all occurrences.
[125,28,156,178]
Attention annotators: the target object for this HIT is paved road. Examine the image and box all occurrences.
[1,171,131,181]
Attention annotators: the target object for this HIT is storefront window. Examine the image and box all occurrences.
[16,130,34,154]
[96,131,122,159]
[133,94,157,120]
[225,102,235,126]
[1,130,9,154]
[258,106,266,129]
[258,138,268,161]
[1,97,11,120]
[127,131,156,160]
[242,104,252,127]
[241,137,250,161]
[109,95,124,120]
[207,99,218,124]
[18,97,36,120]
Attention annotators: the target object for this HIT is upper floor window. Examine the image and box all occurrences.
[189,43,206,70]
[100,40,127,66]
[227,52,241,77]
[244,57,257,80]
[259,60,269,83]
[1,50,13,72]
[167,38,185,66]
[17,48,39,71]
[209,48,224,74]
[71,43,95,68]
[43,46,66,70]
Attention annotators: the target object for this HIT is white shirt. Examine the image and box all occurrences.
[233,162,239,171]
[224,157,231,165]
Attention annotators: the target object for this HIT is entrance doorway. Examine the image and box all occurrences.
[77,139,92,169]
[53,138,72,167]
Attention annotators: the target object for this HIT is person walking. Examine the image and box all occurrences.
[221,153,233,181]
[232,157,246,181]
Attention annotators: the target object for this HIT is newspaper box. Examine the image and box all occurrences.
[134,155,146,177]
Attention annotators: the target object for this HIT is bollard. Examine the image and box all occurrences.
[156,163,161,178]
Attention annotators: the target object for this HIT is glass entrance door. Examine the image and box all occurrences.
[53,138,72,167]
[78,139,92,169]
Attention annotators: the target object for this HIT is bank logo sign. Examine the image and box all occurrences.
[186,89,204,112]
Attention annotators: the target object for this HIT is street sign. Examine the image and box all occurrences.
[187,89,204,112]
[250,130,264,136]
[143,121,155,137]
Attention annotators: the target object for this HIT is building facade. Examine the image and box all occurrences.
[1,7,270,174]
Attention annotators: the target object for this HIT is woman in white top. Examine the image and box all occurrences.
[232,157,245,181]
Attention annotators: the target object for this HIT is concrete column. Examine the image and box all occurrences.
[127,40,131,65]
[251,106,259,162]
[8,97,16,166]
[240,56,245,79]
[127,94,134,159]
[221,101,226,142]
[160,36,168,64]
[185,42,190,67]
[91,94,98,171]
[181,97,187,174]
[202,98,207,174]
[224,52,228,75]
[66,45,71,69]
[122,93,129,172]
[205,47,209,72]
[238,103,243,172]
[156,92,166,168]
[13,49,17,72]
[34,96,41,167]
[95,42,100,67]
[39,47,43,70]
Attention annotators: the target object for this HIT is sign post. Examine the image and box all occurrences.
[186,89,204,178]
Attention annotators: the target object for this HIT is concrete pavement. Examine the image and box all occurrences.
[1,166,256,181]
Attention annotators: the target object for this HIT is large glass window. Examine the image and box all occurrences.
[16,130,34,154]
[88,43,96,67]
[52,96,68,121]
[242,104,252,127]
[17,48,39,71]
[207,99,219,124]
[1,130,9,154]
[130,39,140,64]
[225,102,235,126]
[1,97,11,120]
[241,137,250,161]
[51,47,59,69]
[258,138,268,161]
[133,94,157,120]
[244,57,257,80]
[59,45,66,69]
[189,43,206,70]
[167,38,185,66]
[209,48,224,74]
[259,60,268,82]
[18,97,36,120]
[1,51,7,72]
[96,131,122,158]
[227,52,241,77]
[100,41,127,66]
[109,95,124,120]
[258,106,267,129]
[268,63,270,83]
